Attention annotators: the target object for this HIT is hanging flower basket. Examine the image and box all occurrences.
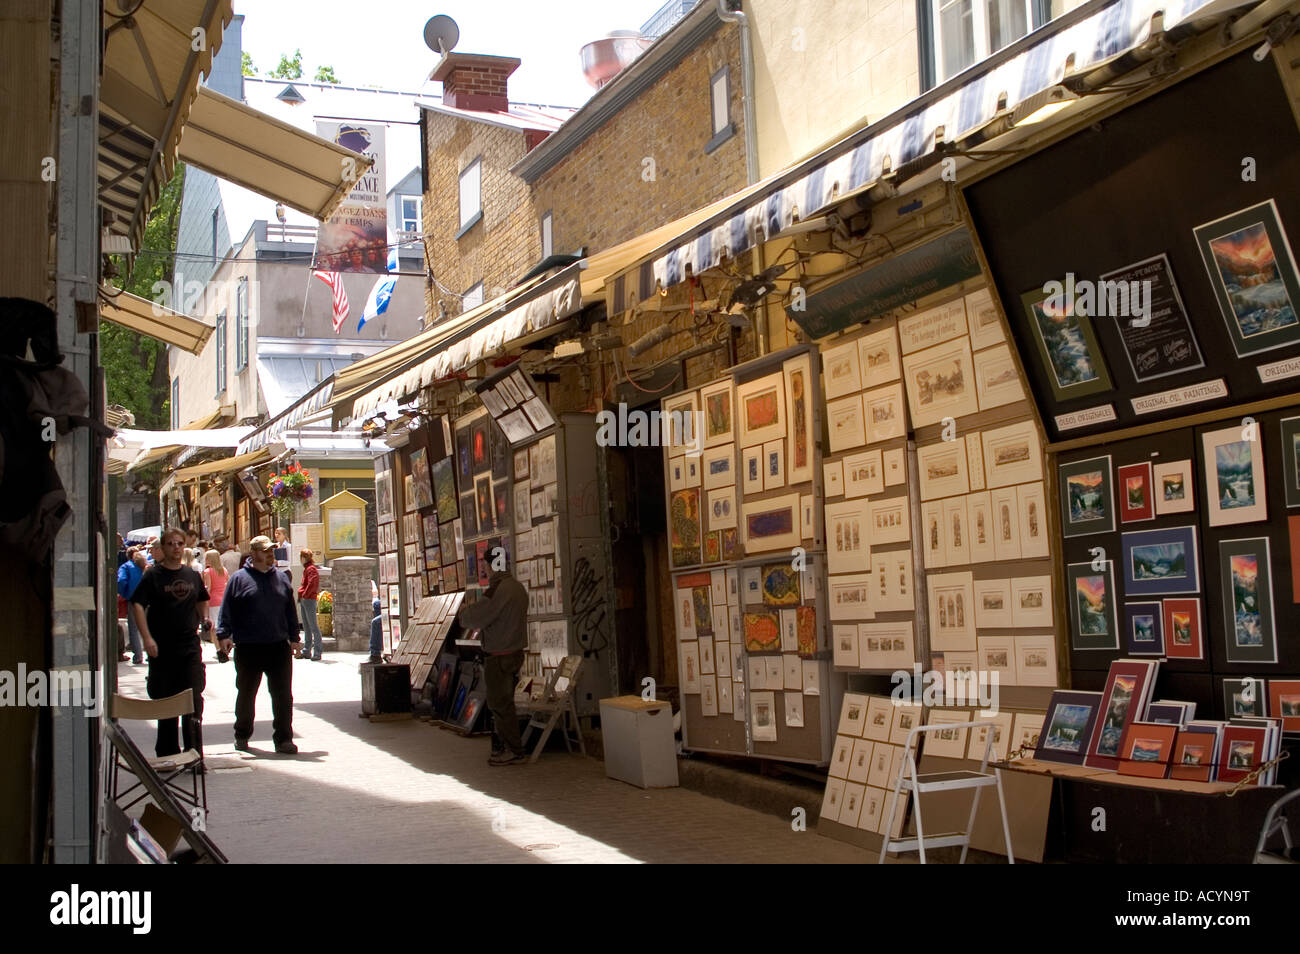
[317,590,333,637]
[266,462,313,519]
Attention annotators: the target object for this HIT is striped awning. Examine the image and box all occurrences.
[99,287,214,353]
[610,0,1258,301]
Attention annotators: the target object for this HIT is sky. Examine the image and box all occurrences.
[235,0,672,107]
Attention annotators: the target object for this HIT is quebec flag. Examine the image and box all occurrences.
[359,274,396,331]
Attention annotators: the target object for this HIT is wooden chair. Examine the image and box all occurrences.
[519,656,586,763]
[111,691,207,817]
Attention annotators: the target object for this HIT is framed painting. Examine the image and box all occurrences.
[1017,481,1049,558]
[1066,560,1120,651]
[743,611,781,652]
[916,439,969,501]
[1058,455,1115,537]
[824,499,871,574]
[763,438,786,490]
[868,496,910,545]
[469,415,491,475]
[1121,525,1200,595]
[827,573,873,621]
[965,286,1004,351]
[981,419,1042,489]
[1010,576,1053,628]
[1124,601,1164,656]
[736,372,786,448]
[823,458,845,497]
[702,442,735,490]
[513,447,529,480]
[1201,424,1267,526]
[1192,199,1300,358]
[1152,459,1194,515]
[973,343,1025,411]
[863,383,907,444]
[327,507,364,552]
[374,470,394,523]
[1116,462,1155,523]
[741,493,801,552]
[432,456,458,524]
[1020,283,1113,402]
[1084,659,1159,772]
[706,486,737,531]
[859,324,901,387]
[926,571,975,652]
[1279,416,1300,508]
[901,337,978,428]
[987,484,1020,561]
[826,393,866,453]
[699,379,734,449]
[822,338,863,400]
[967,491,995,564]
[1220,537,1277,664]
[662,389,700,457]
[741,444,764,496]
[783,352,815,484]
[843,449,883,499]
[1162,597,1204,660]
[1266,679,1300,733]
[669,488,702,568]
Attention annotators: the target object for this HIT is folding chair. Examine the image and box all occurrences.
[519,655,586,763]
[111,691,207,816]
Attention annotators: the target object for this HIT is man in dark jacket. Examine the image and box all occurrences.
[217,535,303,754]
[458,552,529,765]
[130,529,209,757]
[117,549,146,664]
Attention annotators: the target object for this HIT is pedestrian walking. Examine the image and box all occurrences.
[217,536,303,754]
[202,548,230,663]
[129,528,209,757]
[297,549,323,661]
[456,553,529,766]
[117,549,146,664]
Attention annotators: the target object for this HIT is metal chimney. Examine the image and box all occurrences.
[580,30,652,89]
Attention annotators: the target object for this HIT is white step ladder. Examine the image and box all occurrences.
[879,720,1015,864]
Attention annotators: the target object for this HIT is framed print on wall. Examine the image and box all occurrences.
[1201,424,1267,526]
[973,344,1025,410]
[981,419,1043,488]
[966,286,1005,351]
[859,324,901,387]
[822,338,863,399]
[1017,481,1049,558]
[843,449,884,499]
[1067,561,1120,651]
[990,486,1022,562]
[823,458,845,497]
[826,393,866,453]
[824,499,871,574]
[1014,634,1057,687]
[901,337,978,428]
[1058,456,1115,537]
[916,439,969,500]
[706,486,738,531]
[927,571,975,652]
[868,496,910,545]
[1010,576,1053,628]
[763,439,786,490]
[1220,537,1278,664]
[863,383,907,443]
[1121,525,1201,596]
[1162,597,1204,660]
[741,445,764,496]
[1279,416,1300,508]
[783,352,815,484]
[741,493,802,553]
[699,379,734,448]
[1124,601,1165,656]
[669,488,703,568]
[702,443,735,491]
[1020,283,1113,402]
[1192,199,1300,358]
[1116,461,1155,523]
[661,389,699,456]
[736,372,786,448]
[1153,459,1195,515]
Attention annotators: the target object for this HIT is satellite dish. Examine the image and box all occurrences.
[423,15,460,55]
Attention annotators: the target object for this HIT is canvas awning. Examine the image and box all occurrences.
[178,87,373,222]
[602,0,1260,305]
[99,0,234,250]
[172,448,272,482]
[99,287,214,353]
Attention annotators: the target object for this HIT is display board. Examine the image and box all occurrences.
[965,50,1300,443]
[390,592,466,689]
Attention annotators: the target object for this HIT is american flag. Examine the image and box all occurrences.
[312,270,350,334]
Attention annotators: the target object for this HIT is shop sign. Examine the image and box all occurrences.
[1131,379,1228,415]
[792,228,982,339]
[1257,355,1300,384]
[1055,405,1117,431]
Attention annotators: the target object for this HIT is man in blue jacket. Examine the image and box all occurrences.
[116,549,146,664]
[217,536,303,754]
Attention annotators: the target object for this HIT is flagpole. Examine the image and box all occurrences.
[297,228,322,338]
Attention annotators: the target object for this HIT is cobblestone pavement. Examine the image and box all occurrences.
[116,646,879,864]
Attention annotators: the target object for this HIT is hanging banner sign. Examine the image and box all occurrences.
[791,228,982,339]
[314,122,387,273]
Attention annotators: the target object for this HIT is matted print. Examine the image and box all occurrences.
[822,338,863,399]
[859,324,901,387]
[843,449,884,499]
[927,571,975,652]
[990,486,1022,562]
[1220,537,1278,664]
[1020,283,1113,402]
[981,419,1042,488]
[741,493,802,552]
[965,286,1005,351]
[863,383,907,443]
[973,343,1025,410]
[1124,601,1164,656]
[1035,690,1103,766]
[916,439,969,501]
[1117,462,1155,524]
[736,372,786,448]
[1058,455,1115,537]
[1121,525,1201,596]
[901,337,978,428]
[661,389,700,457]
[1153,459,1194,515]
[824,499,871,574]
[1202,424,1268,526]
[1162,597,1204,660]
[699,378,735,449]
[1067,561,1120,651]
[1017,481,1049,559]
[826,393,866,453]
[783,352,815,483]
[702,442,735,490]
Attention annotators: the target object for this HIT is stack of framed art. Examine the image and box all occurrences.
[818,694,921,842]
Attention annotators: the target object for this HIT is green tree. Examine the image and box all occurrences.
[314,65,339,84]
[269,49,303,80]
[241,51,257,76]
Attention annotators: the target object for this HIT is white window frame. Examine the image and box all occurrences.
[235,276,249,372]
[541,211,553,259]
[463,281,484,312]
[710,66,730,137]
[215,311,227,396]
[930,0,1035,85]
[458,158,482,234]
[401,195,422,235]
[171,377,180,429]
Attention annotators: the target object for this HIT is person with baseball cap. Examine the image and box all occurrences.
[217,535,303,754]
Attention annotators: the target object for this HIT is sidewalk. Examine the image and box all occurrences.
[116,645,879,863]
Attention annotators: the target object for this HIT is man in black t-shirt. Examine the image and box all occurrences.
[130,528,210,757]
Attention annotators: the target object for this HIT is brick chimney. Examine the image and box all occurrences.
[431,52,521,113]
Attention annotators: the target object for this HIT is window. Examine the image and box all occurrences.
[215,312,227,395]
[926,0,1042,87]
[211,209,219,264]
[401,195,422,235]
[457,158,482,235]
[463,282,484,311]
[170,377,179,429]
[541,212,553,259]
[705,66,734,153]
[235,277,249,372]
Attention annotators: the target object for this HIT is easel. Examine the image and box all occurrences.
[520,655,586,763]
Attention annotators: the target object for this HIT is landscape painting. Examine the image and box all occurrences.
[1021,286,1112,402]
[1229,552,1263,647]
[1122,525,1199,595]
[1059,457,1114,537]
[1067,561,1119,650]
[1044,704,1092,753]
[1202,426,1267,526]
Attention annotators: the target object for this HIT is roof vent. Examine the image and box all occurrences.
[276,84,306,105]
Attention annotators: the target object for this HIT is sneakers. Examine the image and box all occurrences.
[233,738,250,752]
[311,655,322,662]
[216,650,229,664]
[488,751,525,766]
[366,654,384,665]
[275,741,299,755]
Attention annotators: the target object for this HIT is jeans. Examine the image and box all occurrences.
[146,649,205,758]
[484,651,525,756]
[233,641,294,746]
[299,598,323,658]
[369,615,383,657]
[125,610,143,662]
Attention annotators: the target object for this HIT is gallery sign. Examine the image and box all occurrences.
[1131,379,1227,415]
[792,228,982,339]
[1055,404,1117,431]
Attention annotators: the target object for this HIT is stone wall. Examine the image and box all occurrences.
[329,556,374,651]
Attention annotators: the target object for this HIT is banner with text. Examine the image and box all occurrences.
[314,122,387,273]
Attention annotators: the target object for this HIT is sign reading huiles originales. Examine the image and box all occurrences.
[790,227,982,339]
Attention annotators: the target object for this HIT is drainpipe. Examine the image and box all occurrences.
[717,0,759,185]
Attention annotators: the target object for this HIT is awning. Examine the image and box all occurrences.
[99,0,234,250]
[172,448,272,482]
[99,287,214,353]
[342,265,585,426]
[605,0,1258,302]
[178,87,372,222]
[110,419,248,472]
